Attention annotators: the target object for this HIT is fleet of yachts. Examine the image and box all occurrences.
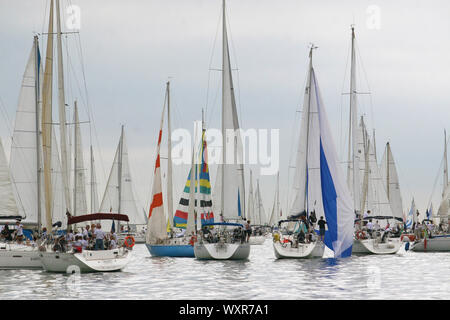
[0,0,449,274]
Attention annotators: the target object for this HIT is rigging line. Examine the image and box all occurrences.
[355,40,376,133]
[225,6,244,130]
[285,49,310,215]
[204,5,222,126]
[339,39,351,162]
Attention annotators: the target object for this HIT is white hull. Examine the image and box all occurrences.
[0,243,42,269]
[352,238,402,254]
[249,236,266,245]
[411,235,450,252]
[39,248,132,273]
[194,242,250,260]
[273,241,324,259]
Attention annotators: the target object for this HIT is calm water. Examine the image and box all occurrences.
[0,240,449,300]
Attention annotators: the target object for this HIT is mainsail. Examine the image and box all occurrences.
[380,142,404,219]
[0,138,21,219]
[99,128,143,229]
[10,38,44,226]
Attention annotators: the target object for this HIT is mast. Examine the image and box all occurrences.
[56,0,71,213]
[386,142,390,200]
[73,100,78,218]
[220,0,226,219]
[42,0,54,231]
[444,129,448,198]
[303,45,315,213]
[117,125,124,232]
[34,36,43,233]
[166,82,174,226]
[349,25,361,215]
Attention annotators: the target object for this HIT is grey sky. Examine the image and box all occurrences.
[1,0,450,219]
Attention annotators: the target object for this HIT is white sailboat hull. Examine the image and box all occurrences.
[249,236,266,245]
[194,242,250,260]
[0,243,42,269]
[273,241,324,259]
[39,248,131,273]
[352,238,402,254]
[411,235,450,252]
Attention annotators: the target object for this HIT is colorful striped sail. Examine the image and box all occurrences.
[174,131,214,229]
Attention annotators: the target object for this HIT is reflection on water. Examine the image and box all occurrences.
[0,241,449,299]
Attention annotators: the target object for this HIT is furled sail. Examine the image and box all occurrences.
[73,104,87,217]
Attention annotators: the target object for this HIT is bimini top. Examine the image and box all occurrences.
[67,213,129,225]
[355,216,403,222]
[277,219,304,226]
[202,222,243,228]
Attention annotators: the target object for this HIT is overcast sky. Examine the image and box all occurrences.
[1,0,450,220]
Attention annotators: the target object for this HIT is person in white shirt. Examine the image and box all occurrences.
[94,223,105,250]
[109,238,117,249]
[15,221,24,243]
[81,236,89,249]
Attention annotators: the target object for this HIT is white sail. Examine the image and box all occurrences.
[246,170,255,222]
[50,126,67,227]
[99,129,143,229]
[89,146,99,213]
[73,103,87,217]
[0,138,20,218]
[268,172,280,226]
[219,0,245,221]
[254,179,266,225]
[366,138,393,217]
[10,38,44,226]
[437,131,450,223]
[380,142,404,219]
[289,51,325,221]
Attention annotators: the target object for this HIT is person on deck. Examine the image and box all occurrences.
[317,216,327,242]
[94,223,105,250]
[14,221,24,243]
[244,220,252,242]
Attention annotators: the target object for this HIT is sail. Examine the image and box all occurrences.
[146,103,168,243]
[406,198,415,229]
[99,129,143,228]
[0,138,20,219]
[89,146,99,213]
[73,104,87,217]
[268,172,280,226]
[198,131,214,225]
[10,38,44,225]
[246,170,255,222]
[366,139,393,218]
[41,0,54,230]
[312,65,354,257]
[219,0,245,220]
[50,126,67,227]
[56,0,71,213]
[380,143,404,219]
[254,180,266,225]
[173,168,195,229]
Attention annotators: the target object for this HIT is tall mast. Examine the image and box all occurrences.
[34,36,43,233]
[386,142,391,200]
[73,100,78,218]
[220,0,226,219]
[42,0,54,231]
[166,82,173,226]
[56,0,71,213]
[303,45,315,213]
[349,25,361,215]
[444,129,448,197]
[117,125,124,232]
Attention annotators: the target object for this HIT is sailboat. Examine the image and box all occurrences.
[342,26,402,255]
[193,0,250,260]
[98,126,146,243]
[274,45,355,259]
[248,179,267,245]
[145,82,199,257]
[411,130,450,251]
